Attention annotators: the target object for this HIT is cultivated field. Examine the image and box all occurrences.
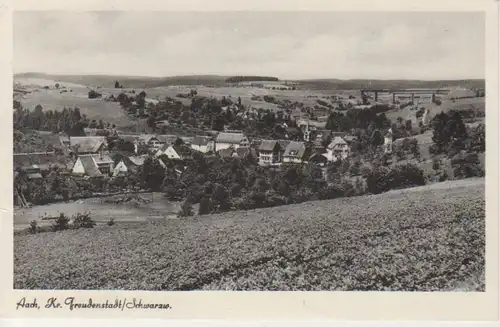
[14,178,485,291]
[14,193,182,231]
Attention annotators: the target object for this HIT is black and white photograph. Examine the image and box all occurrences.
[11,9,488,294]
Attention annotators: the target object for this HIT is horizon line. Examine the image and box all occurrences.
[13,71,485,82]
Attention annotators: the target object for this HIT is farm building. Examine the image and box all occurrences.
[258,140,281,166]
[190,136,215,153]
[282,141,308,164]
[72,154,114,177]
[113,156,146,176]
[156,144,192,160]
[325,137,351,162]
[69,136,108,155]
[215,132,250,151]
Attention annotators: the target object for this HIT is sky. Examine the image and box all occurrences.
[14,11,485,80]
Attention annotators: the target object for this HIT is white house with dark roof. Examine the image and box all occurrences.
[258,140,281,166]
[72,153,114,177]
[113,155,146,176]
[325,137,350,162]
[215,132,249,151]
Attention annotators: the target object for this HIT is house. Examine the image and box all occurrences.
[158,145,192,160]
[137,134,163,150]
[38,133,66,151]
[282,141,308,164]
[325,137,350,162]
[277,140,291,160]
[69,136,107,155]
[72,153,114,177]
[215,132,250,151]
[298,120,328,141]
[384,129,394,154]
[258,140,281,166]
[113,156,146,176]
[191,136,215,153]
[308,152,328,168]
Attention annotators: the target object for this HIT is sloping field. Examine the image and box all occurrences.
[14,178,485,291]
[385,97,485,124]
[14,193,182,231]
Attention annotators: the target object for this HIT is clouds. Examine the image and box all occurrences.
[14,11,485,79]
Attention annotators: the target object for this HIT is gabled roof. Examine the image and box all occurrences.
[327,136,348,149]
[127,156,146,166]
[283,141,307,158]
[258,140,279,152]
[309,152,328,162]
[216,132,247,144]
[343,135,357,143]
[170,145,192,158]
[70,136,106,153]
[278,140,291,150]
[39,133,64,148]
[77,155,102,177]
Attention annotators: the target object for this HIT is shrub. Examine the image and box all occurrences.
[88,90,102,99]
[52,213,70,232]
[73,212,96,229]
[365,164,426,194]
[451,152,484,179]
[29,220,38,234]
[178,199,194,217]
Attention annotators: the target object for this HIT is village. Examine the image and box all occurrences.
[13,99,430,200]
[11,10,489,294]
